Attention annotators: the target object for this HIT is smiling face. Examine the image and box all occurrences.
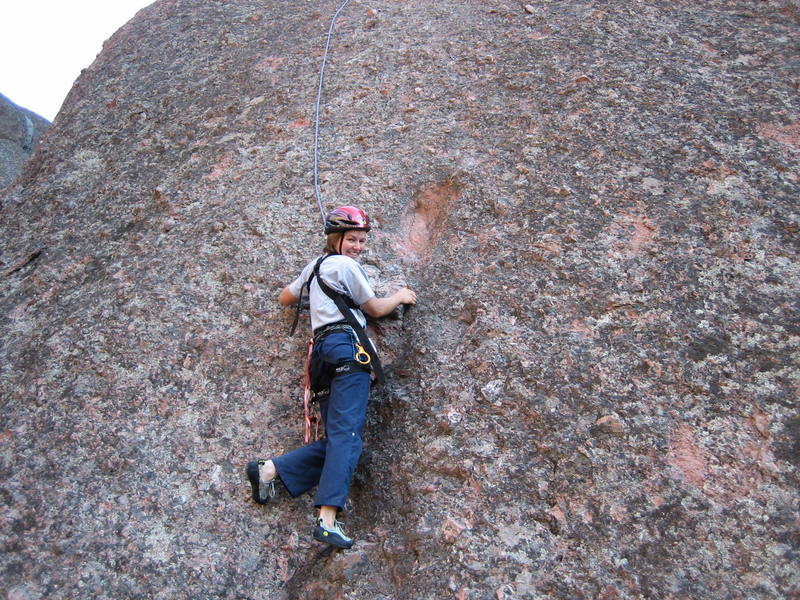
[338,229,368,259]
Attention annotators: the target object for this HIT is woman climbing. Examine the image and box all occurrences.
[246,205,416,549]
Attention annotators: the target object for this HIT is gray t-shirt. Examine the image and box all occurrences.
[287,254,376,331]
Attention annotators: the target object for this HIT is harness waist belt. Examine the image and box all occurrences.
[313,321,353,340]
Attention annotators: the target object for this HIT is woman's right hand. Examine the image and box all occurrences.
[363,287,417,318]
[393,287,417,306]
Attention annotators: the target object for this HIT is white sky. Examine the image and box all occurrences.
[1,1,155,121]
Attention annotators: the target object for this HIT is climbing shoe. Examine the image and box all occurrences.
[313,518,353,549]
[246,460,275,505]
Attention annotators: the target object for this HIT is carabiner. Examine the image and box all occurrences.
[354,342,371,365]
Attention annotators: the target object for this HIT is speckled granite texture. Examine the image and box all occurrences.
[1,1,798,598]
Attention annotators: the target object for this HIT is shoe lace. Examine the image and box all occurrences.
[332,520,348,536]
[319,519,350,538]
[259,478,276,499]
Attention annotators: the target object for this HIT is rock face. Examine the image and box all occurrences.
[0,93,50,189]
[1,0,798,598]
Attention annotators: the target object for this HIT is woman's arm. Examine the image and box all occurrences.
[361,287,417,318]
[279,286,300,306]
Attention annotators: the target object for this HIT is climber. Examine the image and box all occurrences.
[246,205,416,549]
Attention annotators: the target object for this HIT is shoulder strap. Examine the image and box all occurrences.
[289,255,329,336]
[313,257,359,309]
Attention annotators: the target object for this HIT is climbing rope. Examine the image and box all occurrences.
[313,0,352,229]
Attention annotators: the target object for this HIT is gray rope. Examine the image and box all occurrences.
[313,0,352,228]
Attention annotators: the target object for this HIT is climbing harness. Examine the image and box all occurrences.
[295,253,384,442]
[311,254,385,384]
[292,254,385,377]
[313,0,352,229]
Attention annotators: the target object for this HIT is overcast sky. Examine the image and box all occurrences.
[1,1,155,121]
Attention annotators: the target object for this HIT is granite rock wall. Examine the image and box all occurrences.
[1,1,798,598]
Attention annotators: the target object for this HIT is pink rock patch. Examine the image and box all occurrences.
[397,179,461,264]
[758,120,800,148]
[204,151,233,182]
[668,424,708,488]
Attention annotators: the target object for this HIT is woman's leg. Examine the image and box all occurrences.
[251,330,370,540]
[313,360,370,511]
[271,437,327,497]
[266,341,334,498]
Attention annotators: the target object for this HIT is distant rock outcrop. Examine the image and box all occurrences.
[0,93,50,188]
[1,1,798,599]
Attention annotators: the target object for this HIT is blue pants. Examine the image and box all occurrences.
[272,331,371,510]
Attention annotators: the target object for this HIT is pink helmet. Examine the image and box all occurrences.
[324,206,371,234]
